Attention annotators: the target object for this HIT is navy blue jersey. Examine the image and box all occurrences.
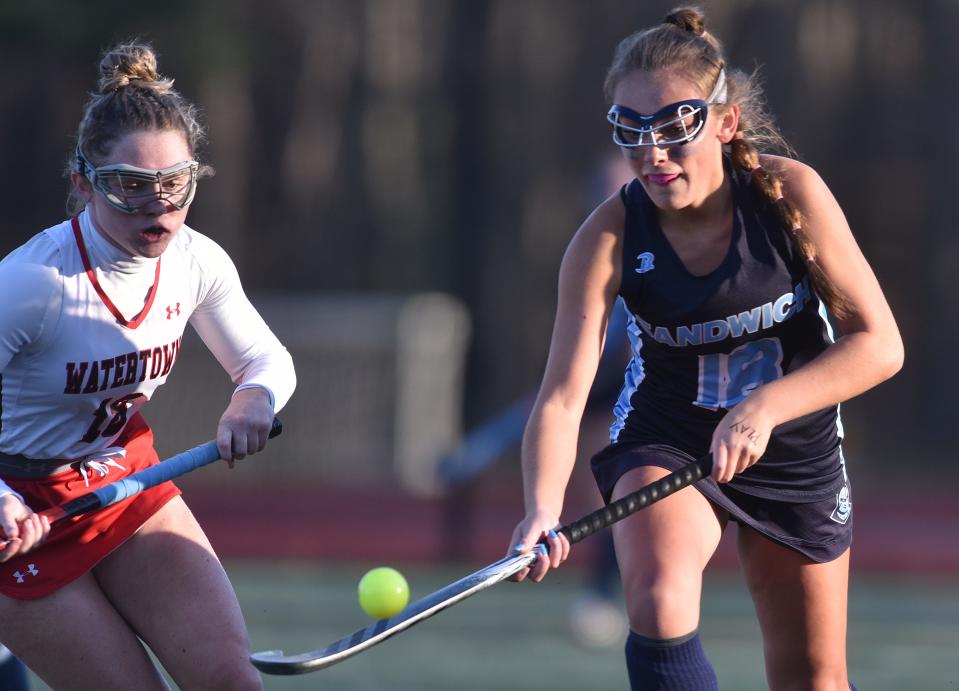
[609,160,844,500]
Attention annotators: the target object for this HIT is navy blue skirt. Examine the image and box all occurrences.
[590,442,852,563]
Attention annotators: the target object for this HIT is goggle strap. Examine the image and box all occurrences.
[707,68,727,104]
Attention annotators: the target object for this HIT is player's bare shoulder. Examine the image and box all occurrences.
[566,191,626,261]
[758,154,831,210]
[557,191,626,291]
[582,190,627,238]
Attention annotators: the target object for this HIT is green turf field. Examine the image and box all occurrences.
[26,562,958,690]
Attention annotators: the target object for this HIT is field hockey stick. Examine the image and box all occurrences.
[1,417,282,544]
[250,451,713,675]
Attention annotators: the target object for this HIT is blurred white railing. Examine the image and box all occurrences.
[145,292,471,496]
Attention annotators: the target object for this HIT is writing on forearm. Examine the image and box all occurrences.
[729,419,761,445]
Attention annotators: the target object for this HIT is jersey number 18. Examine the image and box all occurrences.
[693,337,784,411]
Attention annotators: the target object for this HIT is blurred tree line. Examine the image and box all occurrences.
[1,0,955,474]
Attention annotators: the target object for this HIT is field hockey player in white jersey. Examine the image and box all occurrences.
[0,42,295,690]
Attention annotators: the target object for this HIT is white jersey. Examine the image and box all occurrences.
[0,210,295,461]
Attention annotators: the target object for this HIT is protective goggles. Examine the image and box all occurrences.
[607,69,727,149]
[76,148,199,214]
[607,100,711,148]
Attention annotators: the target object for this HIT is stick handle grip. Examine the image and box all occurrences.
[558,454,712,545]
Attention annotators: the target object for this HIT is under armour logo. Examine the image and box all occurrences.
[635,252,655,274]
[13,563,39,583]
[165,303,181,319]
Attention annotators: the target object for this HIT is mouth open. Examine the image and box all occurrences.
[141,227,168,239]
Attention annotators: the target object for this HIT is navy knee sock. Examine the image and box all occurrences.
[0,646,30,691]
[624,630,718,690]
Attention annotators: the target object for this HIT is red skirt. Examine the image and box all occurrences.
[0,414,181,599]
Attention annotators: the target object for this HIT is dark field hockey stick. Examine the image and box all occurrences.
[1,417,282,545]
[250,452,713,675]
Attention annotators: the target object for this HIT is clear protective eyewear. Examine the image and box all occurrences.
[607,100,711,148]
[607,68,728,149]
[76,148,199,214]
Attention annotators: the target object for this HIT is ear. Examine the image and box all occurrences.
[715,104,740,144]
[71,171,94,204]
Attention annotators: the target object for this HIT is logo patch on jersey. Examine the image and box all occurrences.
[13,563,39,583]
[635,252,655,274]
[165,302,181,319]
[830,484,851,524]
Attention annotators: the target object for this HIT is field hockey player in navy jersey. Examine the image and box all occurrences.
[508,7,902,690]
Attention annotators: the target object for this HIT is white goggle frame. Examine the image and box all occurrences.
[76,147,199,214]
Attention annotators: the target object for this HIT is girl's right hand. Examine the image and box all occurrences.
[0,494,50,563]
[507,509,570,583]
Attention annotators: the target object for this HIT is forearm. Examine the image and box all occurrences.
[191,306,296,413]
[521,399,584,516]
[231,347,296,412]
[750,330,903,426]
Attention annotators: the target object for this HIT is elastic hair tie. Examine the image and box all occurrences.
[768,176,785,201]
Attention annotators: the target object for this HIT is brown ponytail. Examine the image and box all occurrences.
[728,136,851,317]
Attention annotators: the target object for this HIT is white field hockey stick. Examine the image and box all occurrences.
[0,417,282,548]
[250,452,713,675]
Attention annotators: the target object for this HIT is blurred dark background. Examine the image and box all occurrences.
[1,0,956,489]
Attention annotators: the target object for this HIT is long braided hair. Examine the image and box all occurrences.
[605,7,850,317]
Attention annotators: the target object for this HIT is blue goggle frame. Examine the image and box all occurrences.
[607,68,728,149]
[607,100,710,148]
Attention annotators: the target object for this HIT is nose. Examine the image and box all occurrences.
[645,142,670,164]
[628,143,669,166]
[138,195,177,216]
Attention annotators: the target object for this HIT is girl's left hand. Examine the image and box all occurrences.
[216,387,275,465]
[710,400,774,483]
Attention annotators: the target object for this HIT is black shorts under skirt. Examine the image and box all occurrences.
[590,443,853,563]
